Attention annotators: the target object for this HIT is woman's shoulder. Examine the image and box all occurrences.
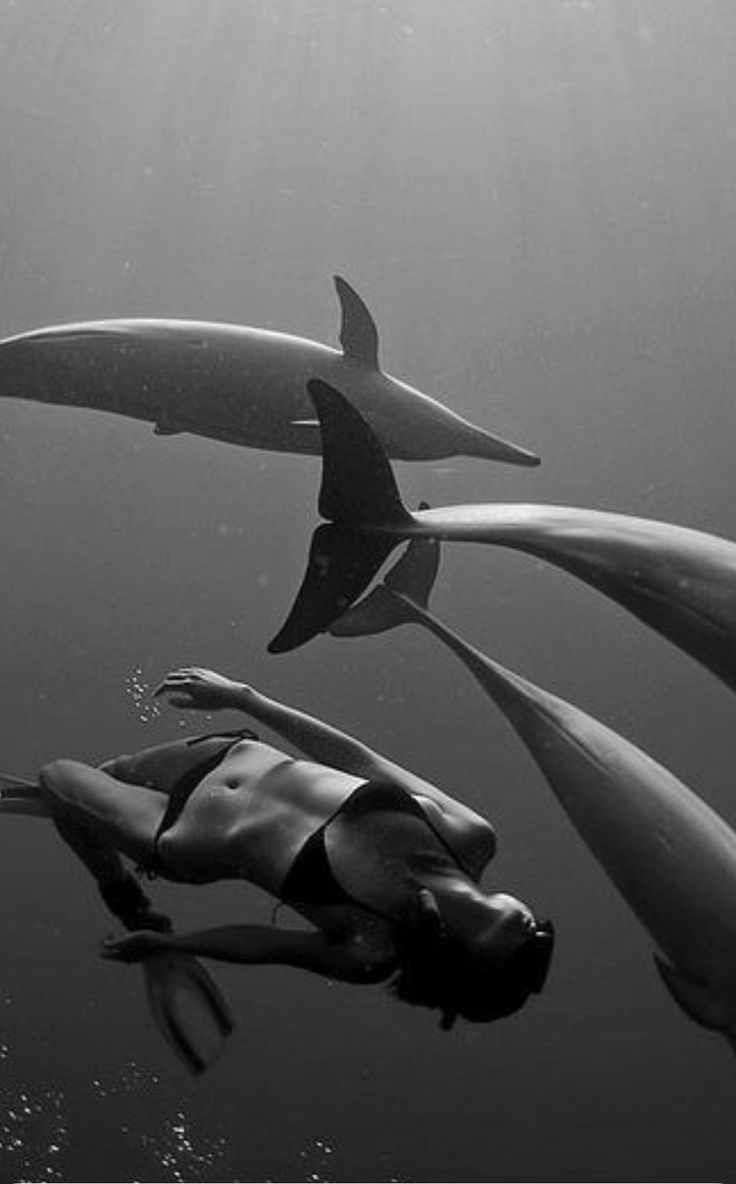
[412,794,496,877]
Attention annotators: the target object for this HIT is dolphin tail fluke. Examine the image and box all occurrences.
[329,507,440,637]
[143,951,235,1075]
[383,505,439,603]
[268,379,417,653]
[268,524,397,653]
[307,378,414,530]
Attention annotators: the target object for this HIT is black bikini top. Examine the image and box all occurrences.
[281,779,467,920]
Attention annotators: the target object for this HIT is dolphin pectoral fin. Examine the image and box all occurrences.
[307,378,413,527]
[143,952,235,1074]
[334,276,380,369]
[330,510,440,637]
[268,524,397,653]
[653,954,725,1031]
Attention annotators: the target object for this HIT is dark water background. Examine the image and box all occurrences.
[1,1,736,1180]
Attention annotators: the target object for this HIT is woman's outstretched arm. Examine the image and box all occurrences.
[155,666,391,777]
[155,668,496,875]
[103,923,392,984]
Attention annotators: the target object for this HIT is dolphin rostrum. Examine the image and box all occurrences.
[0,277,538,465]
[269,379,736,700]
[331,539,736,1050]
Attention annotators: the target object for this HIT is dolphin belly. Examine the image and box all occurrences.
[0,309,538,463]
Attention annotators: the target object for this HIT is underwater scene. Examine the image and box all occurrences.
[1,1,736,1181]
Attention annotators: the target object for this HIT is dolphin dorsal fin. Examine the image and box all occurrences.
[334,275,380,370]
[653,955,725,1031]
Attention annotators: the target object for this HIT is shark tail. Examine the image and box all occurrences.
[268,379,416,654]
[329,506,440,637]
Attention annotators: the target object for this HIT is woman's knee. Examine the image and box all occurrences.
[39,758,91,803]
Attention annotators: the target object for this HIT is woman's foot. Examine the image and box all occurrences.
[100,874,173,933]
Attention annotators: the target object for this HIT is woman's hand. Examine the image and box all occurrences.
[153,667,250,713]
[101,931,172,963]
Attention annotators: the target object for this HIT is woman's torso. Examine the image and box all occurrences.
[152,734,478,939]
[156,735,367,892]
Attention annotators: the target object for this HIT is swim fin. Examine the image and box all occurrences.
[0,772,47,815]
[0,771,39,794]
[142,951,235,1074]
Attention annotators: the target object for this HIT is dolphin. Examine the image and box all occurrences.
[330,540,736,1049]
[269,379,736,700]
[0,277,539,465]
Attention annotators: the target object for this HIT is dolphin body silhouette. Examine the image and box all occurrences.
[269,380,736,699]
[330,541,736,1049]
[0,277,538,465]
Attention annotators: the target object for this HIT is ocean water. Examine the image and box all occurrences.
[1,1,736,1180]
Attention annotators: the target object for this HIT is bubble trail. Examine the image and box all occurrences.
[123,665,162,724]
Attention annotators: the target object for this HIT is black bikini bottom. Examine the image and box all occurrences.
[139,728,258,877]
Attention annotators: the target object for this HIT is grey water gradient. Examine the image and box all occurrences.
[2,1,736,1180]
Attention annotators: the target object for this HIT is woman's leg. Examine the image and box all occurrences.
[0,734,202,814]
[38,759,172,931]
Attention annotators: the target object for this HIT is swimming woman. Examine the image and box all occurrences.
[5,667,553,1035]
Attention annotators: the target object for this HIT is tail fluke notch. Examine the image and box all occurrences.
[329,510,440,637]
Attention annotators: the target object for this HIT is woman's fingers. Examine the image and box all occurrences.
[153,669,219,698]
[153,675,194,699]
[101,938,135,962]
[101,933,162,962]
